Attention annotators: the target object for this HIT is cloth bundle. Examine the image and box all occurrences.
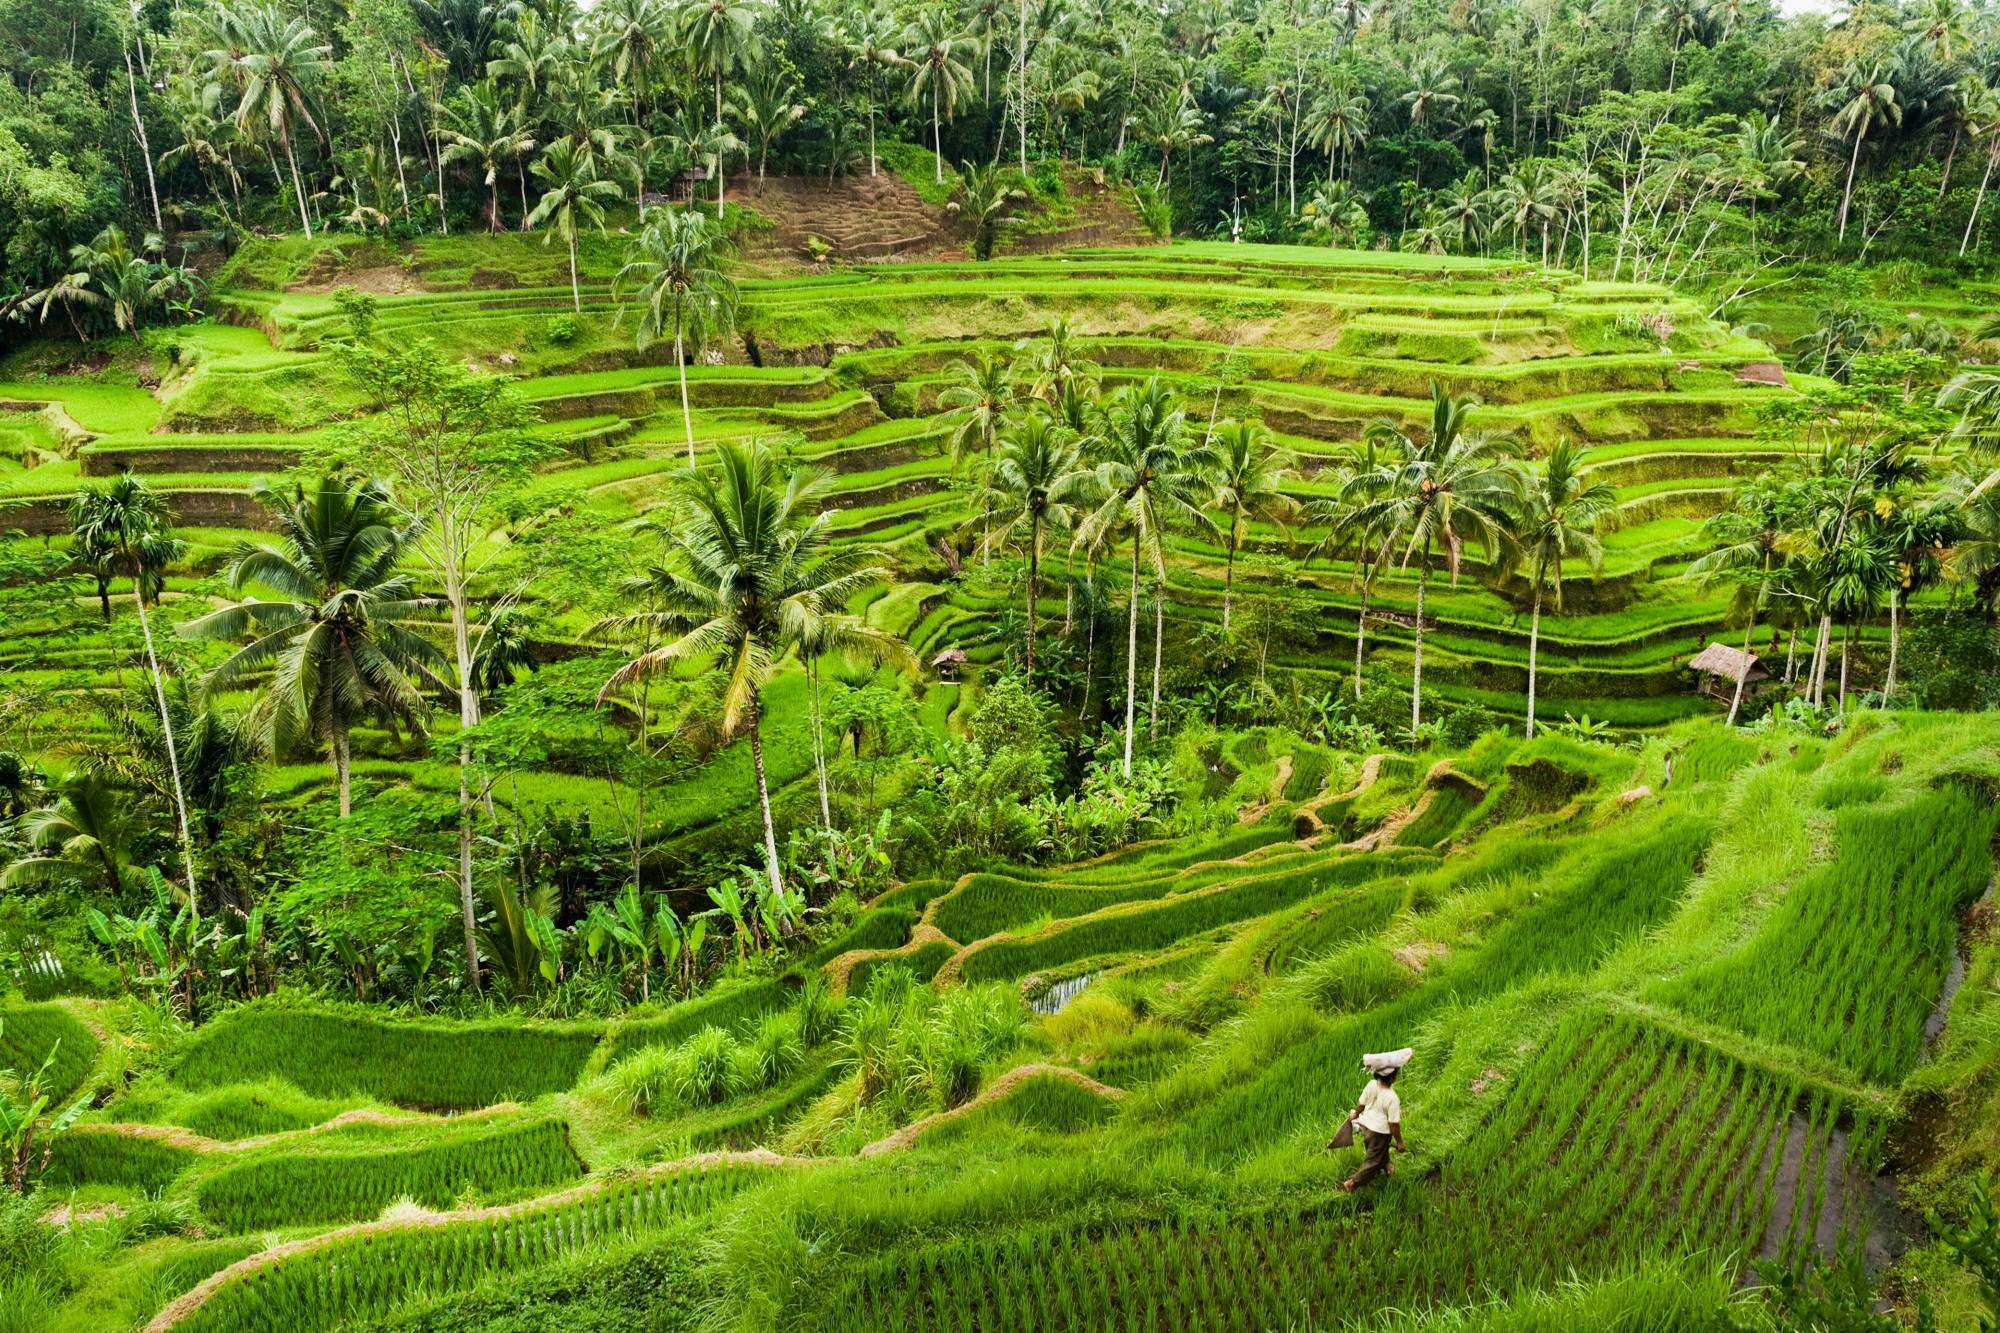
[1362,1047,1413,1075]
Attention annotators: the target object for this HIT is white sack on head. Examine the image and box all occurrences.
[1362,1047,1413,1075]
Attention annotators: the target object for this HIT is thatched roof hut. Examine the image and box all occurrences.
[1687,643,1767,700]
[931,647,968,681]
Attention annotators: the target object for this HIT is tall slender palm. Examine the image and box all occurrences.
[1826,61,1903,244]
[180,477,447,819]
[1398,54,1461,193]
[1017,316,1098,404]
[214,3,331,238]
[442,81,537,233]
[1134,91,1213,186]
[595,443,907,901]
[1305,491,1396,699]
[683,0,759,169]
[1206,420,1296,634]
[69,477,194,900]
[1308,79,1372,181]
[837,11,901,176]
[527,139,624,312]
[979,414,1092,684]
[903,10,977,183]
[615,206,739,463]
[593,0,673,125]
[1074,377,1217,776]
[1514,441,1615,738]
[1342,386,1523,734]
[1876,494,1957,704]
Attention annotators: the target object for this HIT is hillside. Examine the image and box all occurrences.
[6,710,1998,1331]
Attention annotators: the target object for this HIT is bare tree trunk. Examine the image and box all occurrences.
[1024,517,1039,684]
[676,310,696,464]
[1411,543,1430,733]
[1784,626,1798,684]
[334,722,352,819]
[447,562,484,992]
[746,687,787,905]
[1962,138,1998,258]
[1149,578,1163,739]
[810,659,832,829]
[567,231,580,311]
[1883,592,1900,707]
[1525,583,1542,739]
[1222,536,1236,633]
[1121,539,1138,777]
[1838,129,1863,244]
[1838,622,1851,713]
[1353,578,1368,699]
[285,131,314,239]
[131,575,195,902]
[125,44,163,235]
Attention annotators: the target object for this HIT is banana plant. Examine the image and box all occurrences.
[586,883,658,1000]
[705,876,753,958]
[0,1029,91,1193]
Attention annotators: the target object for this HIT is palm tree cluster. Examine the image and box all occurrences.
[939,328,1626,759]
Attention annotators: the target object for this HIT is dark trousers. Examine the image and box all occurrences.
[1349,1128,1392,1187]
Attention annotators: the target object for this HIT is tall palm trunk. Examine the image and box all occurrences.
[1410,540,1431,734]
[1353,575,1369,699]
[1962,137,1999,257]
[566,230,581,311]
[284,130,314,239]
[1149,577,1164,739]
[933,96,944,183]
[1883,590,1900,706]
[1222,531,1238,633]
[676,303,696,464]
[715,71,728,215]
[1727,553,1768,727]
[333,722,353,819]
[1024,515,1040,684]
[1121,538,1139,778]
[746,687,787,907]
[446,561,484,991]
[130,574,196,902]
[1838,129,1864,243]
[809,659,832,829]
[1838,622,1852,713]
[1525,581,1543,739]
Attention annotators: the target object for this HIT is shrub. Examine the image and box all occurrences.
[732,1010,804,1093]
[606,1045,680,1117]
[675,1027,736,1105]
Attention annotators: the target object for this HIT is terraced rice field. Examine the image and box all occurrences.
[21,708,1993,1331]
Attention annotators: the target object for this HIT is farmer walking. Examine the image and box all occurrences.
[1340,1048,1410,1193]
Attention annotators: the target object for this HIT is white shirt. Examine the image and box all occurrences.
[1356,1079,1400,1135]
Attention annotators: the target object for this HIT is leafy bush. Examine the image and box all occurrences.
[731,1010,804,1093]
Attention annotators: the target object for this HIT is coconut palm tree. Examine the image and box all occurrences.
[684,0,758,167]
[212,2,331,239]
[592,0,674,124]
[1342,385,1524,734]
[1308,78,1372,181]
[1206,420,1296,634]
[1304,489,1396,699]
[1074,377,1217,775]
[69,476,195,902]
[903,10,976,183]
[614,206,739,463]
[1398,54,1461,193]
[442,81,537,233]
[939,351,1016,469]
[1016,316,1099,404]
[837,11,901,176]
[528,139,624,312]
[953,160,1027,260]
[0,769,148,899]
[1826,60,1903,244]
[979,413,1093,683]
[595,443,907,902]
[732,63,806,178]
[180,476,447,819]
[1134,90,1213,186]
[1514,440,1615,738]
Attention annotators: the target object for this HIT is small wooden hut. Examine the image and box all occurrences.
[1687,643,1767,703]
[931,647,968,683]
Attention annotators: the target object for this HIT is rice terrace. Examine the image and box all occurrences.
[7,1,2000,1330]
